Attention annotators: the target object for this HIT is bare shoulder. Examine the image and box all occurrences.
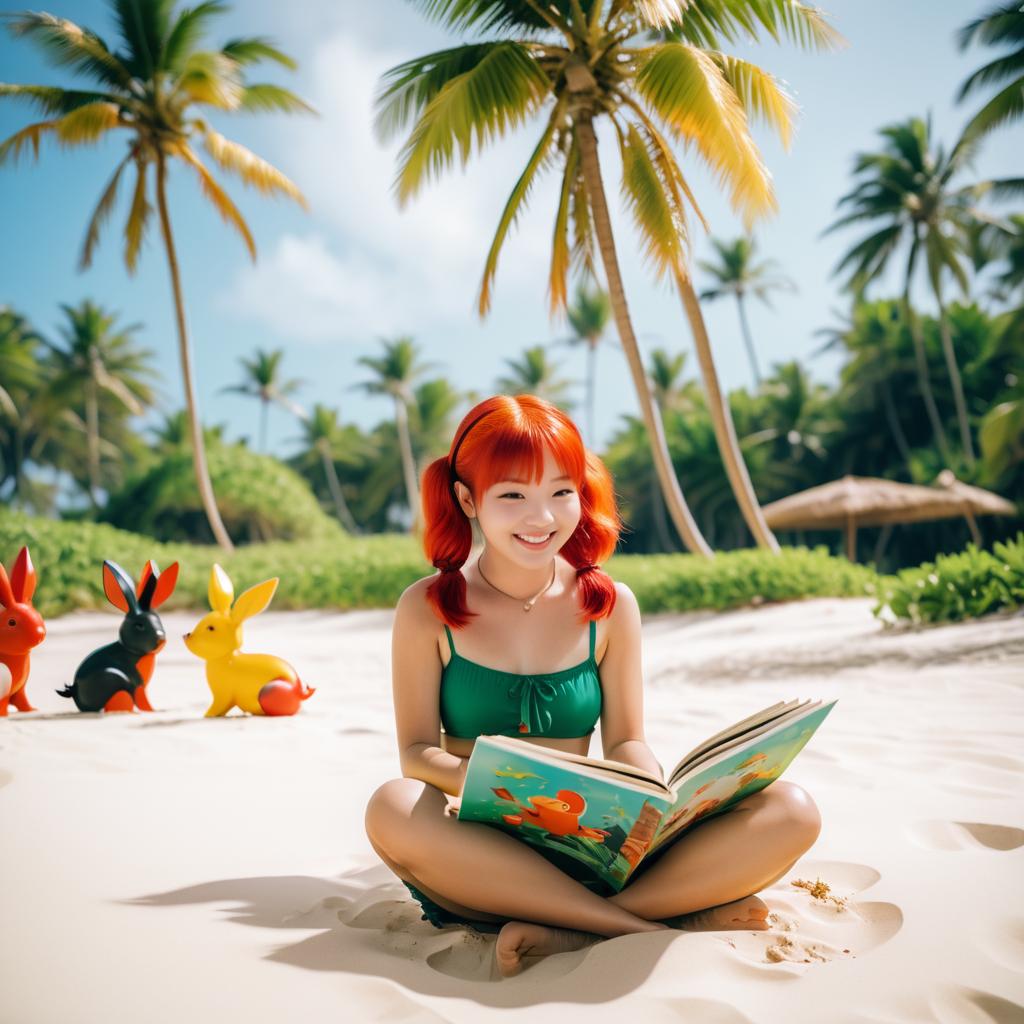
[610,580,641,624]
[395,574,442,631]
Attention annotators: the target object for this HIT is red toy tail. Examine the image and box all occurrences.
[257,676,315,716]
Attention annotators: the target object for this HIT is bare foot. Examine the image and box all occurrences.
[667,894,772,932]
[494,920,600,978]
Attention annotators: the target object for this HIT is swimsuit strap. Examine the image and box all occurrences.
[589,618,596,660]
[443,623,457,657]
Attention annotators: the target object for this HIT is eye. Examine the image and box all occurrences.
[7,619,14,627]
[134,622,145,631]
[499,489,574,499]
[206,624,215,631]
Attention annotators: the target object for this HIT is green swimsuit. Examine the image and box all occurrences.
[405,619,604,931]
[439,618,602,739]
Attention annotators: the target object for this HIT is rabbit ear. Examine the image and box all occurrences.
[0,562,14,610]
[103,561,138,614]
[229,577,278,624]
[138,565,159,610]
[209,564,234,613]
[9,547,37,604]
[137,560,156,599]
[149,562,179,609]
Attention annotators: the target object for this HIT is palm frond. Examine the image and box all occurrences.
[832,222,903,290]
[222,36,298,69]
[405,0,562,35]
[173,50,245,110]
[663,0,845,52]
[125,160,151,273]
[478,100,562,315]
[957,2,1024,51]
[54,100,121,144]
[617,118,688,279]
[199,127,307,207]
[110,0,174,77]
[394,40,551,204]
[2,12,132,88]
[636,42,775,228]
[0,119,57,165]
[163,1,229,72]
[959,76,1024,142]
[238,84,315,114]
[956,48,1024,100]
[0,84,122,116]
[79,150,133,269]
[174,143,256,258]
[549,132,578,314]
[710,52,798,150]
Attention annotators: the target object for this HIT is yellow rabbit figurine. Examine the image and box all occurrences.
[184,565,315,717]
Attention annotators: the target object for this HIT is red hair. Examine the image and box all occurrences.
[421,394,622,628]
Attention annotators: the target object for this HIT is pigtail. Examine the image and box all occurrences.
[421,456,477,628]
[561,448,622,624]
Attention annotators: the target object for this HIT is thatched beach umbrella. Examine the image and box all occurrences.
[762,474,1018,560]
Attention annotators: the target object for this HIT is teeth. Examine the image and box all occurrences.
[516,533,552,543]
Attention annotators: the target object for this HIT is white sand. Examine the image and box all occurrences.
[2,597,1023,1023]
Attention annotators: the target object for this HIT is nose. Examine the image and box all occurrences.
[183,632,191,640]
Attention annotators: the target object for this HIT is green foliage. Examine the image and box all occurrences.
[1,508,877,618]
[100,440,344,545]
[871,532,1024,624]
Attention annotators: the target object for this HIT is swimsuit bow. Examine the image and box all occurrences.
[507,675,559,734]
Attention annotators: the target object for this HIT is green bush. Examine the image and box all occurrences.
[1,509,879,618]
[101,441,344,545]
[870,532,1024,625]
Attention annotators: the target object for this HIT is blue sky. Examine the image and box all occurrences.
[1,0,1019,464]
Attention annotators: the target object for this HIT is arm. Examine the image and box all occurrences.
[599,582,664,782]
[392,579,468,797]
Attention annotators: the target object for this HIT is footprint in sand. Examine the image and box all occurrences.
[928,983,1024,1024]
[720,860,901,975]
[972,915,1024,975]
[906,820,1024,852]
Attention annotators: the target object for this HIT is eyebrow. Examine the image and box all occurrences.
[497,475,572,485]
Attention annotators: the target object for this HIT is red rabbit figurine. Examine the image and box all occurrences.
[0,546,47,717]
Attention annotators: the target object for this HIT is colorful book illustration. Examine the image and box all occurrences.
[456,698,837,893]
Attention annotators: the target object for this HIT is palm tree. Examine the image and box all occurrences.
[697,235,796,388]
[353,336,439,533]
[646,346,692,551]
[220,348,305,452]
[289,403,363,534]
[956,3,1024,147]
[495,345,575,408]
[0,0,313,551]
[824,116,1000,470]
[151,409,228,453]
[375,0,845,556]
[553,282,612,446]
[43,300,157,507]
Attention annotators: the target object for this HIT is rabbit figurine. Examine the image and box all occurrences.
[58,559,179,713]
[184,564,315,717]
[0,546,47,717]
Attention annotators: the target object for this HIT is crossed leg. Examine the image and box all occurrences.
[364,778,821,975]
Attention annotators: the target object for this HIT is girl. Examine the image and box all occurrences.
[364,395,821,977]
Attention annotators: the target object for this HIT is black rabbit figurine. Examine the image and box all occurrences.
[58,559,178,713]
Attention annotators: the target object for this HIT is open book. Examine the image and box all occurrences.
[456,698,836,894]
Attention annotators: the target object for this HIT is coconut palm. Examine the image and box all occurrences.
[353,336,439,533]
[824,116,1002,470]
[0,0,313,550]
[42,300,157,507]
[220,348,305,452]
[956,2,1024,148]
[552,282,612,446]
[495,345,575,408]
[646,346,693,551]
[289,403,363,534]
[375,0,845,556]
[697,235,796,388]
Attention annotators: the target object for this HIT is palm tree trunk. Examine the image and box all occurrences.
[394,395,421,533]
[586,340,597,448]
[935,293,975,468]
[260,399,268,453]
[735,295,762,388]
[155,154,235,552]
[880,372,913,470]
[575,115,712,557]
[675,271,780,552]
[903,239,950,463]
[317,439,361,534]
[650,463,676,552]
[85,375,100,509]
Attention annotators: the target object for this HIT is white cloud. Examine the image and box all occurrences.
[222,30,561,342]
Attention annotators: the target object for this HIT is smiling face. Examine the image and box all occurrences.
[455,446,582,567]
